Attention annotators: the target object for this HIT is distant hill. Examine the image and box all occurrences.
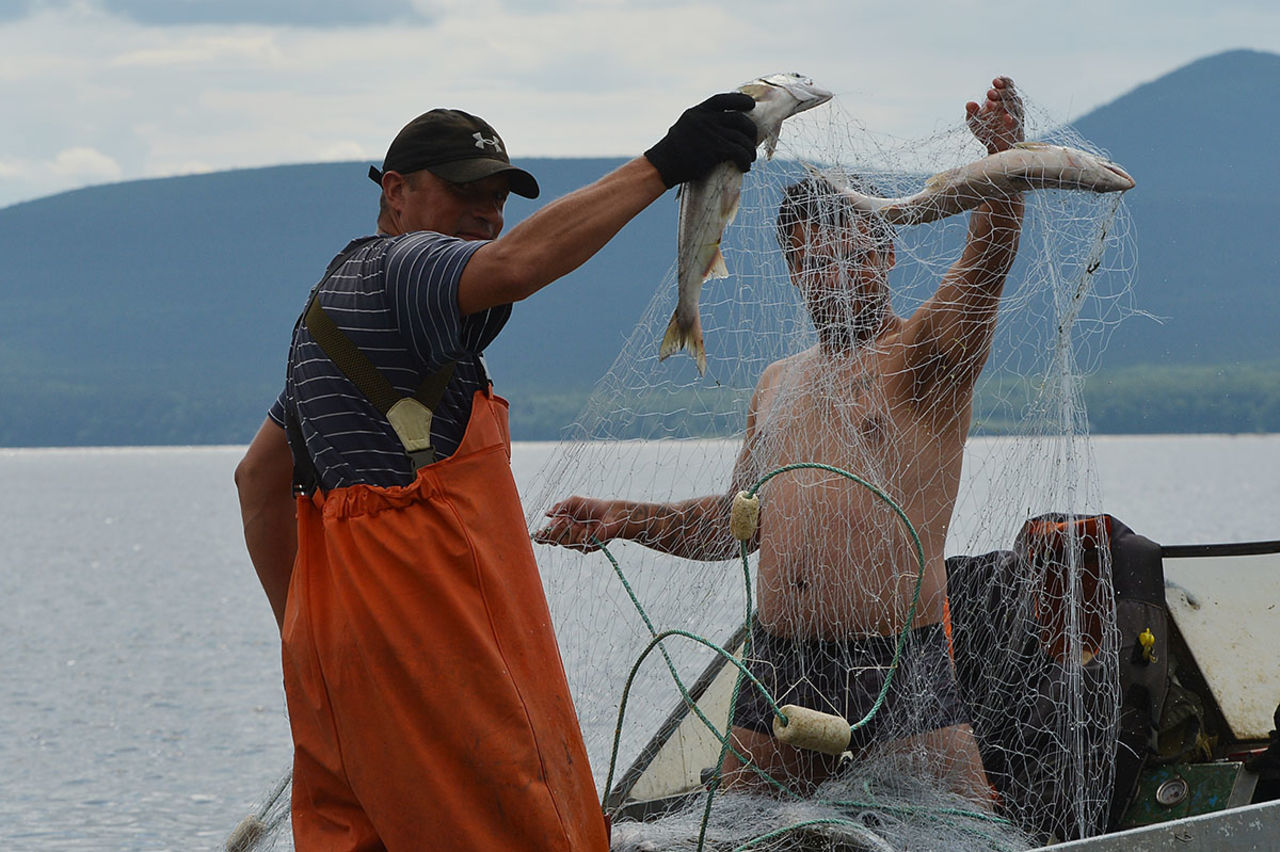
[1,49,1278,446]
[0,157,649,445]
[1071,49,1280,366]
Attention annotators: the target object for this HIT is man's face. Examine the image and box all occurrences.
[786,220,894,339]
[388,170,510,240]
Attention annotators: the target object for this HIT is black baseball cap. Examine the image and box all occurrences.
[368,109,540,199]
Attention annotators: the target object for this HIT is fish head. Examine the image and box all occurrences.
[749,73,833,112]
[738,73,833,158]
[1100,161,1136,191]
[1020,142,1136,192]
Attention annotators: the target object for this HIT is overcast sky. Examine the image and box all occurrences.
[1,0,1275,209]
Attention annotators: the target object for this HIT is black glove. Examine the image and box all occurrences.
[644,92,758,188]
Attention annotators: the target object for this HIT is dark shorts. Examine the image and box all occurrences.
[731,618,968,750]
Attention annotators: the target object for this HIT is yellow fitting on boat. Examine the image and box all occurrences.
[1139,627,1157,663]
[730,491,760,542]
[772,704,852,755]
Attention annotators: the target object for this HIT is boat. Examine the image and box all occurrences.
[602,517,1280,850]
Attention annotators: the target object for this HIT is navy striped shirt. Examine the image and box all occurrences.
[268,233,510,490]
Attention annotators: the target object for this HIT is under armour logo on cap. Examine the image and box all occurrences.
[473,132,503,152]
[369,108,539,198]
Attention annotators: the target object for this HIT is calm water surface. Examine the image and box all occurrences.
[1,436,1277,850]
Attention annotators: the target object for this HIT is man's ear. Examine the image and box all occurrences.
[382,170,408,210]
[379,171,410,234]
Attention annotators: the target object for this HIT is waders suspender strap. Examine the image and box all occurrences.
[304,299,456,471]
[285,237,457,495]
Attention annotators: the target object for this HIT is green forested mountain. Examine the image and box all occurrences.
[1,50,1277,446]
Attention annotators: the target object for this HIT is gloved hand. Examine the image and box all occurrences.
[644,92,758,188]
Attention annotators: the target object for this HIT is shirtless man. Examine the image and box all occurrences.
[535,77,1024,802]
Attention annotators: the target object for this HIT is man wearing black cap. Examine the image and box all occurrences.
[235,95,757,850]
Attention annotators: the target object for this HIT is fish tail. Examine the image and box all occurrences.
[658,309,707,376]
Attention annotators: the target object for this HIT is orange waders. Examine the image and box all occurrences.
[281,389,608,851]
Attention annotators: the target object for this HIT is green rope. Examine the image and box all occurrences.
[743,462,928,736]
[697,539,756,850]
[596,459,936,851]
[594,538,801,823]
[600,627,785,807]
[595,538,783,801]
[597,541,748,732]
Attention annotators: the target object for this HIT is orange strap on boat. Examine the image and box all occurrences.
[1018,515,1111,664]
[1020,515,1111,561]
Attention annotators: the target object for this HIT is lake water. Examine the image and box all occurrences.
[1,436,1277,850]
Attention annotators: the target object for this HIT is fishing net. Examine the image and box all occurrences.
[227,85,1136,851]
[525,89,1135,851]
[225,767,291,852]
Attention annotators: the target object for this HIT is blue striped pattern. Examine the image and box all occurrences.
[269,233,510,490]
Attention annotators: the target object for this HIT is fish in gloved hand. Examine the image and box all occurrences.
[660,73,833,375]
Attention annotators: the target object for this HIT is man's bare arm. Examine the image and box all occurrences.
[901,77,1026,395]
[534,375,771,560]
[234,418,297,632]
[457,158,669,315]
[458,93,759,315]
[533,492,746,561]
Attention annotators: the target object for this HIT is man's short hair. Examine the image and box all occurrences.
[775,174,894,262]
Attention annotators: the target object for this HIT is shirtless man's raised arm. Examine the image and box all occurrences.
[898,76,1026,408]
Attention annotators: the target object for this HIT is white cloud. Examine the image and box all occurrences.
[0,0,1276,209]
[50,147,123,180]
[141,159,216,179]
[109,33,283,68]
[8,0,425,27]
[314,141,375,162]
[0,146,123,207]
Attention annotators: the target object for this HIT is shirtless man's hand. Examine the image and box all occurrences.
[965,76,1024,155]
[535,496,625,553]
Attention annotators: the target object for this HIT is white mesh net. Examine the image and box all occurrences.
[525,87,1135,850]
[229,82,1137,851]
